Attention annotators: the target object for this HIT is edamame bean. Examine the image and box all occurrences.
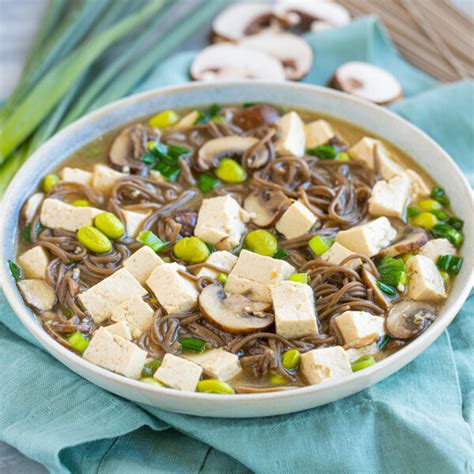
[215,158,247,183]
[94,212,124,239]
[71,199,90,207]
[411,212,438,230]
[148,110,179,128]
[42,174,59,192]
[288,273,309,284]
[173,236,210,263]
[77,226,111,253]
[270,374,287,386]
[197,379,233,394]
[281,349,301,370]
[140,377,163,386]
[245,230,278,256]
[418,199,442,212]
[217,273,228,285]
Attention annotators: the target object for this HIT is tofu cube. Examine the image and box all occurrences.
[275,111,306,158]
[419,238,456,263]
[407,169,430,200]
[335,311,385,344]
[122,210,149,238]
[83,328,147,379]
[195,251,238,279]
[182,348,241,381]
[406,255,447,301]
[276,201,318,239]
[368,173,410,218]
[146,263,199,314]
[348,137,404,180]
[300,347,352,385]
[17,279,56,311]
[123,246,164,284]
[78,268,147,323]
[22,192,44,222]
[320,242,362,269]
[60,167,93,186]
[224,274,272,303]
[154,353,202,391]
[40,198,102,232]
[335,217,396,257]
[271,281,318,339]
[305,119,335,148]
[111,295,155,338]
[104,321,132,340]
[194,195,249,248]
[92,164,126,194]
[18,246,50,279]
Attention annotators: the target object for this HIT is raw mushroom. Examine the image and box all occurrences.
[212,3,276,41]
[244,188,292,227]
[232,104,280,131]
[199,284,274,334]
[329,62,403,105]
[109,124,160,173]
[190,44,286,82]
[239,31,313,80]
[378,227,429,257]
[386,301,436,339]
[361,267,392,311]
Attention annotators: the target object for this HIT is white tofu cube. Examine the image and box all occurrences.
[348,137,404,180]
[335,311,385,344]
[83,328,147,379]
[194,195,249,247]
[335,217,396,257]
[224,274,272,303]
[276,201,318,239]
[195,251,238,279]
[275,111,306,158]
[406,255,447,301]
[104,321,132,340]
[18,246,49,279]
[60,167,93,186]
[92,164,126,194]
[407,169,430,200]
[154,353,202,391]
[182,348,241,381]
[305,119,335,148]
[122,210,149,238]
[123,246,164,284]
[23,192,44,222]
[78,268,147,323]
[300,347,352,385]
[368,173,410,218]
[419,238,456,263]
[320,242,362,270]
[146,263,199,314]
[40,198,102,232]
[271,281,318,339]
[18,279,56,311]
[111,295,154,338]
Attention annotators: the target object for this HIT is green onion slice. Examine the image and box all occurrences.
[436,255,463,275]
[431,223,463,247]
[407,207,421,217]
[377,256,406,288]
[448,217,464,230]
[306,145,337,160]
[67,331,89,352]
[430,209,449,222]
[308,235,334,256]
[273,248,289,260]
[377,335,391,350]
[197,173,220,193]
[142,360,162,377]
[137,230,169,252]
[377,281,397,297]
[8,260,22,281]
[288,273,309,284]
[430,187,450,206]
[179,337,206,353]
[351,355,376,372]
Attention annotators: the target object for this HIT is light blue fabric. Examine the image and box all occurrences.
[1,17,472,474]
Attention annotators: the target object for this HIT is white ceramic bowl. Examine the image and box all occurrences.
[1,82,472,417]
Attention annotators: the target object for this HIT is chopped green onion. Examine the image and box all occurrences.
[179,337,206,353]
[306,145,337,160]
[288,273,309,284]
[436,255,463,275]
[448,217,464,230]
[208,104,222,116]
[431,209,449,222]
[23,223,41,241]
[309,235,334,256]
[42,174,59,193]
[142,360,162,377]
[141,151,156,166]
[194,104,222,125]
[197,173,220,193]
[153,162,180,182]
[407,206,421,218]
[273,248,288,260]
[377,335,391,350]
[439,270,449,284]
[67,331,89,352]
[351,355,376,372]
[205,242,215,253]
[336,152,350,161]
[281,349,301,370]
[243,102,257,108]
[377,281,397,297]
[217,273,228,285]
[167,144,191,160]
[431,223,463,247]
[137,230,169,252]
[377,256,406,288]
[144,142,190,182]
[8,260,22,281]
[431,187,450,206]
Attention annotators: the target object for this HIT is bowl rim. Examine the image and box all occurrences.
[1,80,473,405]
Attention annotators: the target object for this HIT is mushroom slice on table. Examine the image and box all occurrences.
[378,227,429,257]
[244,188,292,227]
[199,284,274,334]
[361,267,392,311]
[212,3,276,41]
[329,61,403,105]
[190,44,286,82]
[239,31,313,80]
[385,301,436,339]
[232,104,280,131]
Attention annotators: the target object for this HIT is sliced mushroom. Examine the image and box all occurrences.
[190,44,286,82]
[244,188,292,227]
[233,104,280,131]
[22,192,44,223]
[386,301,436,339]
[173,110,199,130]
[199,284,274,334]
[212,3,276,41]
[361,267,392,311]
[239,31,313,80]
[171,210,197,238]
[18,279,56,312]
[109,124,160,173]
[329,62,403,105]
[378,227,429,257]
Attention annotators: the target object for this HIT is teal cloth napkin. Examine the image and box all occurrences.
[1,17,473,473]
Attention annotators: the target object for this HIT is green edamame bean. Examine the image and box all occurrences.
[173,236,209,263]
[281,349,301,370]
[94,212,124,239]
[245,230,278,256]
[215,158,247,183]
[42,174,59,192]
[77,226,111,253]
[197,379,233,394]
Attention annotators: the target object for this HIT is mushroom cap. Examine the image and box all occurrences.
[378,227,429,257]
[330,61,403,105]
[212,3,276,41]
[361,267,392,311]
[190,43,286,82]
[244,188,292,227]
[232,104,280,131]
[199,284,274,334]
[239,31,313,80]
[386,301,436,339]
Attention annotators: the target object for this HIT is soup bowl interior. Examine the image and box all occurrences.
[1,81,472,417]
